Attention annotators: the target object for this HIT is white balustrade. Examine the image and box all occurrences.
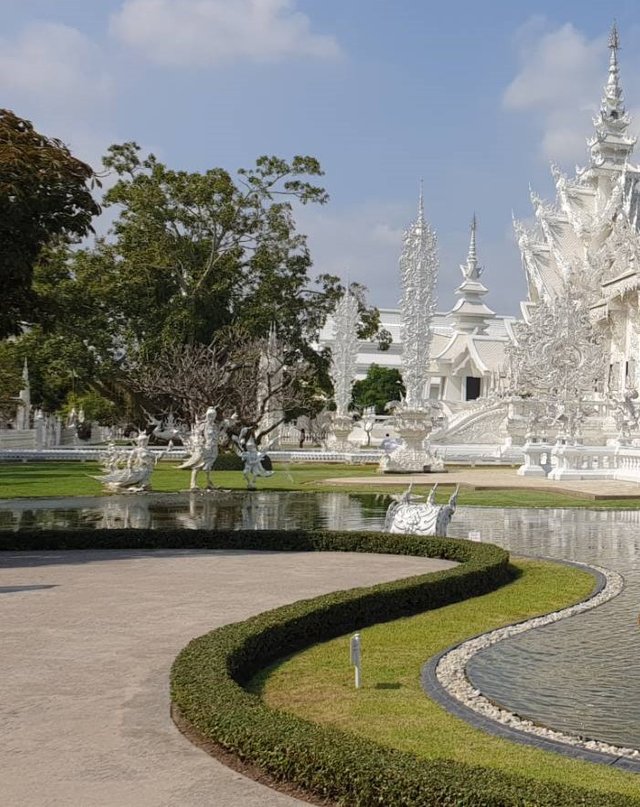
[519,440,640,482]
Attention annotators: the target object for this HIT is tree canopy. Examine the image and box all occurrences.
[0,110,100,337]
[4,136,385,425]
[351,364,405,415]
[92,144,338,353]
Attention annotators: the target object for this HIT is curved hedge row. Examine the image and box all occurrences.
[166,531,633,807]
[4,529,634,805]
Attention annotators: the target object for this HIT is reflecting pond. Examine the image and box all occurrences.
[2,491,640,749]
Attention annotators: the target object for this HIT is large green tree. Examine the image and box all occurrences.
[0,341,22,426]
[12,144,384,420]
[0,110,100,337]
[351,364,405,415]
[96,144,337,354]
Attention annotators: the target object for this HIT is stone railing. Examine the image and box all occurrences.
[0,430,37,450]
[518,440,640,482]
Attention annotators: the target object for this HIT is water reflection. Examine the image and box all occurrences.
[0,491,383,533]
[2,493,640,748]
[453,507,640,750]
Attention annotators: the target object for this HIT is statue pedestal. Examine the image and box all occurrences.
[327,413,354,452]
[517,438,552,477]
[382,408,443,473]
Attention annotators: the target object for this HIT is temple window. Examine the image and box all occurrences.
[465,376,481,401]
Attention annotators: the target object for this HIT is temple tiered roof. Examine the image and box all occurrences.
[450,215,495,334]
[515,23,640,321]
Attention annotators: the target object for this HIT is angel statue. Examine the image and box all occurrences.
[231,427,274,490]
[384,483,459,537]
[178,406,225,491]
[94,432,158,492]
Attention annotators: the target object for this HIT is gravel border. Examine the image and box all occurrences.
[421,559,640,771]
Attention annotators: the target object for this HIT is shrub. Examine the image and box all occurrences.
[213,451,244,471]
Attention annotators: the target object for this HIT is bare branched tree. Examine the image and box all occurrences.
[132,327,320,443]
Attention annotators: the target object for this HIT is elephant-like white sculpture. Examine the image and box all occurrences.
[95,433,157,492]
[384,483,459,537]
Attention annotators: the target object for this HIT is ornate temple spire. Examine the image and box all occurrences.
[21,357,29,388]
[602,22,625,123]
[588,22,635,170]
[450,216,494,334]
[330,290,360,418]
[464,214,480,280]
[399,186,438,409]
[15,358,31,431]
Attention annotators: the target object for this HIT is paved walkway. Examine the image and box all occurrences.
[1,549,455,807]
[324,467,640,499]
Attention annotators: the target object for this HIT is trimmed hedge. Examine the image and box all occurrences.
[171,532,634,806]
[4,529,634,805]
[212,452,244,471]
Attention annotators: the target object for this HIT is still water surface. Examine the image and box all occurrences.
[1,491,639,748]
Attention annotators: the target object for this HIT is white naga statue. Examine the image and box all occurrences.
[232,428,274,490]
[384,483,459,537]
[179,406,225,491]
[95,433,157,492]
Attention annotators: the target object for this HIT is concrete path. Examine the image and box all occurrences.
[0,548,455,806]
[324,466,640,499]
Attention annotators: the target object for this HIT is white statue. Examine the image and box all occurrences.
[147,412,186,444]
[95,433,157,492]
[384,483,458,537]
[612,386,640,441]
[178,406,224,491]
[232,428,274,490]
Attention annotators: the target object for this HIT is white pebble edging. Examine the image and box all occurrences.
[434,563,640,760]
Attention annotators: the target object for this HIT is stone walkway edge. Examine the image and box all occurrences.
[324,468,640,499]
[421,558,640,771]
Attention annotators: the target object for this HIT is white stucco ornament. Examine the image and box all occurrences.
[384,186,442,472]
[384,483,458,537]
[95,433,157,492]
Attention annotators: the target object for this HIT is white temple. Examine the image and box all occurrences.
[320,23,640,472]
[515,23,640,396]
[322,23,640,404]
[319,214,516,405]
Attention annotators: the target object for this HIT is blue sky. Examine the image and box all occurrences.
[3,1,640,315]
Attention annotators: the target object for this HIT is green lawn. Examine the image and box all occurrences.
[2,460,640,508]
[0,460,380,498]
[254,559,640,799]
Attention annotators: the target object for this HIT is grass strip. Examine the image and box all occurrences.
[170,533,637,805]
[257,558,640,801]
[3,460,640,508]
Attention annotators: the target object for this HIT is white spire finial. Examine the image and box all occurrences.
[602,20,625,120]
[609,20,619,51]
[462,214,480,280]
[468,213,478,264]
[589,22,635,169]
[453,214,493,332]
[418,178,424,221]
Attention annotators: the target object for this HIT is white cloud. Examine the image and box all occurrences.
[0,20,122,237]
[504,20,606,164]
[297,200,410,309]
[110,0,341,67]
[0,22,113,121]
[298,201,525,316]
